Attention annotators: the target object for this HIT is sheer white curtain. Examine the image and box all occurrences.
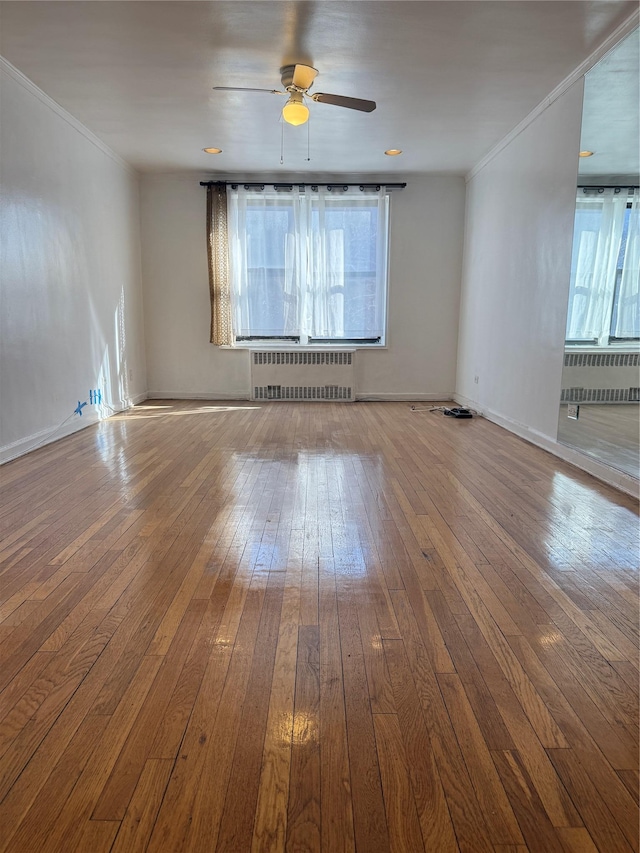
[227,187,303,337]
[306,188,389,339]
[566,189,628,341]
[611,191,639,338]
[227,185,389,341]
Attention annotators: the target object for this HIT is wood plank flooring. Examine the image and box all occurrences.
[0,400,638,853]
[557,403,639,479]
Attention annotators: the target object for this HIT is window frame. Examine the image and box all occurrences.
[227,187,392,349]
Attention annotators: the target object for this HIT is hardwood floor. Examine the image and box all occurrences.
[0,400,638,853]
[557,404,640,479]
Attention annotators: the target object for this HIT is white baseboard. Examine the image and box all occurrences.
[454,393,639,498]
[0,395,146,465]
[146,391,250,401]
[147,391,454,404]
[356,392,454,402]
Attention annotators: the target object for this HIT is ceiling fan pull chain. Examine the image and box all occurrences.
[280,119,284,166]
[306,117,311,162]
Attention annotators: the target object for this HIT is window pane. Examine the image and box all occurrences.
[610,199,640,339]
[230,196,301,337]
[309,197,387,340]
[244,206,292,335]
[608,206,631,336]
[566,204,603,340]
[334,206,378,337]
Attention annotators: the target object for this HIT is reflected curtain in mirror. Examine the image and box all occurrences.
[566,189,639,343]
[206,183,234,346]
[612,191,639,338]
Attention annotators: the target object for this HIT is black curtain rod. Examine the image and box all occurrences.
[200,180,406,190]
[578,185,638,190]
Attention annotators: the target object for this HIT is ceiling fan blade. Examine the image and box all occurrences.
[291,64,318,89]
[212,86,284,95]
[311,93,376,112]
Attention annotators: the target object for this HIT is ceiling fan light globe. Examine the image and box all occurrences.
[282,100,309,126]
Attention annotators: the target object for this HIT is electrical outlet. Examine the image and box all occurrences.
[129,368,133,382]
[474,375,479,384]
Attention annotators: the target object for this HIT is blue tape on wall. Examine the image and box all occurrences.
[74,391,102,416]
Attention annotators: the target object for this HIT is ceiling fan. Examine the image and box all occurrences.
[213,64,376,126]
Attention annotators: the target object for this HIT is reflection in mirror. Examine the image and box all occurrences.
[558,29,639,480]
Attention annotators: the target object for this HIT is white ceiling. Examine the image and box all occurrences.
[0,1,637,176]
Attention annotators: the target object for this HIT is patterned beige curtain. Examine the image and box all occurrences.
[206,183,234,346]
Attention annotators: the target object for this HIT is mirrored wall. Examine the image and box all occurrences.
[558,29,639,480]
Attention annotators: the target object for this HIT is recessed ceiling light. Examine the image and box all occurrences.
[203,147,222,154]
[579,150,594,157]
[385,149,402,156]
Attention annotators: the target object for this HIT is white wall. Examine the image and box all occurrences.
[456,80,584,440]
[140,174,466,400]
[456,76,638,495]
[0,61,147,462]
[140,175,248,399]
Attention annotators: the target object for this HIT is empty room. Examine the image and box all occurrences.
[0,2,638,852]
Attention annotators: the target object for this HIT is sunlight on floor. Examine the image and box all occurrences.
[106,404,263,420]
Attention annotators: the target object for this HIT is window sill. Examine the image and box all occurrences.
[565,343,639,352]
[228,342,387,351]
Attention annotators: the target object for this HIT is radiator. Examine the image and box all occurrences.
[561,350,640,404]
[250,350,355,402]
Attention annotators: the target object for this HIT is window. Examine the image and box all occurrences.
[227,186,390,345]
[566,188,639,345]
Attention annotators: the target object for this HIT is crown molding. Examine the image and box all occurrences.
[0,55,137,177]
[466,10,640,183]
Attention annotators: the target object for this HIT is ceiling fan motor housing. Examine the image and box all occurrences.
[280,64,318,91]
[280,65,299,89]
